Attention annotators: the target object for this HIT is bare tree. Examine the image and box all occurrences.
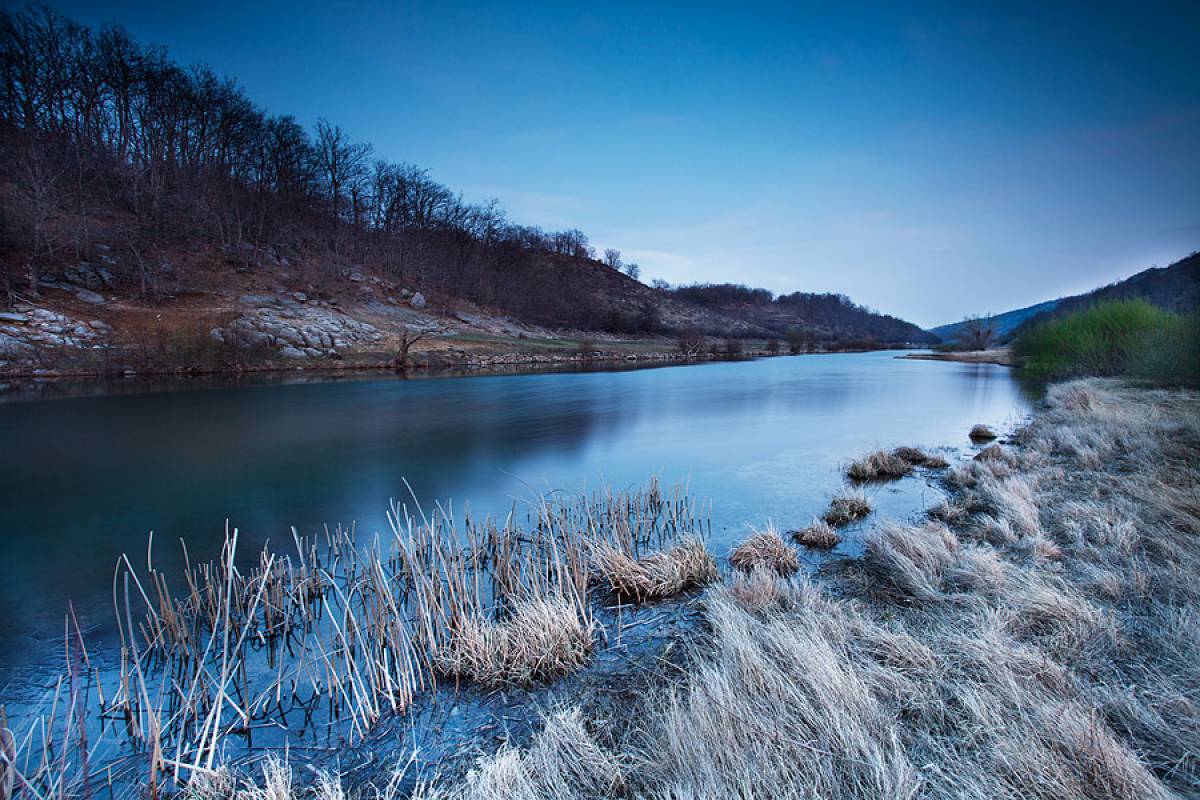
[677,327,705,357]
[957,314,996,351]
[603,248,622,270]
[623,261,640,280]
[394,324,436,369]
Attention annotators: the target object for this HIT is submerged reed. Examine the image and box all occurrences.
[0,479,712,800]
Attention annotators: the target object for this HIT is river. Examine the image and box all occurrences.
[0,351,1033,692]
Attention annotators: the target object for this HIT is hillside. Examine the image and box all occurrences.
[931,251,1199,347]
[930,299,1060,345]
[0,5,930,378]
[1011,252,1199,339]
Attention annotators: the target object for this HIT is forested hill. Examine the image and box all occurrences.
[669,284,934,345]
[930,299,1060,345]
[0,4,928,363]
[1012,253,1199,336]
[932,252,1199,347]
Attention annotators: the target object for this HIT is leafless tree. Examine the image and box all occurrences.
[603,248,622,270]
[957,314,996,351]
[677,327,705,357]
[394,324,436,369]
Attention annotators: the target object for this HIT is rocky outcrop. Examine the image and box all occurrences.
[0,307,113,366]
[211,295,384,358]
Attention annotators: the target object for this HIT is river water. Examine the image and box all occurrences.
[0,351,1033,692]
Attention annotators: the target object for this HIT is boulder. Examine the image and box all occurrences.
[278,345,307,359]
[410,291,427,309]
[73,288,106,305]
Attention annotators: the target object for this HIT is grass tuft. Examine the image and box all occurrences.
[846,449,912,481]
[593,537,718,602]
[823,490,873,527]
[729,526,800,575]
[436,598,595,687]
[791,519,841,549]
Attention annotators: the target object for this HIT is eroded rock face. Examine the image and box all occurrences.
[212,296,383,358]
[0,307,113,366]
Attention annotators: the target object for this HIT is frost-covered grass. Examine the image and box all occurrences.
[728,525,800,575]
[177,379,1200,799]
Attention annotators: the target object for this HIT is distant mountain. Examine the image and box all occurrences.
[930,299,1061,345]
[933,251,1199,346]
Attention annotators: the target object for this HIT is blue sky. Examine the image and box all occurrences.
[50,0,1200,326]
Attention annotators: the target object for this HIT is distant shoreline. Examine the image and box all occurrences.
[897,348,1015,367]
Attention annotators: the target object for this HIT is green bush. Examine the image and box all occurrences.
[1013,299,1199,386]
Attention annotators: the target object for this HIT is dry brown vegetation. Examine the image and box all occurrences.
[892,445,949,468]
[10,380,1199,800]
[846,449,913,481]
[822,489,873,526]
[592,538,718,602]
[791,519,842,549]
[371,379,1199,799]
[728,526,800,575]
[0,481,710,798]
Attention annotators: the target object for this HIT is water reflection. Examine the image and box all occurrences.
[0,351,1035,685]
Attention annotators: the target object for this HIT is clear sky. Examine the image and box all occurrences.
[48,0,1200,327]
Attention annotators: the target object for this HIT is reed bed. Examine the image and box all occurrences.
[0,479,712,800]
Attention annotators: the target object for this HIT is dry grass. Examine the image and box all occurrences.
[823,489,873,527]
[0,480,709,799]
[791,519,841,549]
[390,379,1200,800]
[593,537,718,602]
[846,449,912,481]
[435,598,595,687]
[33,379,1200,800]
[728,526,800,575]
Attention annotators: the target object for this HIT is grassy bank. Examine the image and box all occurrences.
[4,380,1196,799]
[138,378,1198,799]
[1013,299,1200,386]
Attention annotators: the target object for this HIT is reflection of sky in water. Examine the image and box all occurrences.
[0,351,1034,685]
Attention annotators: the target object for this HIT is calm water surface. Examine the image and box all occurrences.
[0,351,1033,688]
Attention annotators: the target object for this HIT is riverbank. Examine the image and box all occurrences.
[897,347,1015,366]
[331,378,1195,798]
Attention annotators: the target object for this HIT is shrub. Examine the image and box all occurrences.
[1013,299,1200,386]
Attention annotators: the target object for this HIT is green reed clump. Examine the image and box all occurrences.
[1013,299,1199,386]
